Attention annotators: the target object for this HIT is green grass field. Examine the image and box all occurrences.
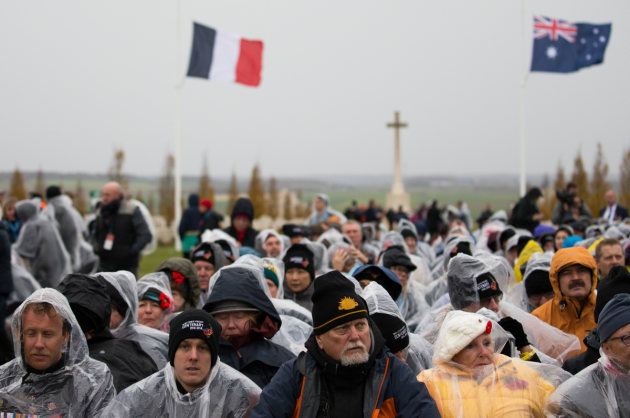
[139,245,180,277]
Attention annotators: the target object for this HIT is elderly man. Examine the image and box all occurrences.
[599,189,629,223]
[342,219,378,265]
[532,246,598,354]
[89,181,151,276]
[547,293,630,417]
[0,288,115,415]
[102,309,261,417]
[595,238,626,279]
[251,271,440,417]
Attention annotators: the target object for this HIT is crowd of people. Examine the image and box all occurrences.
[0,181,629,417]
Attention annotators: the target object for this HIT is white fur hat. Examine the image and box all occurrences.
[432,310,493,364]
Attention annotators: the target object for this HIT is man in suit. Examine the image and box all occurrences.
[599,190,629,223]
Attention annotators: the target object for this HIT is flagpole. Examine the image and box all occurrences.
[174,0,183,252]
[519,0,528,197]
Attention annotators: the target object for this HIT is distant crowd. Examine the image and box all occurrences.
[0,181,629,417]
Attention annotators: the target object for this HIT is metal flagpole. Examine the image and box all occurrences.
[519,0,529,197]
[174,0,183,252]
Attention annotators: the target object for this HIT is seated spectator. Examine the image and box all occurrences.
[137,272,175,332]
[102,310,261,416]
[190,242,227,305]
[157,257,201,311]
[282,244,315,311]
[0,289,115,415]
[203,266,295,388]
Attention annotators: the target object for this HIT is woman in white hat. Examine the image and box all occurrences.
[417,310,557,417]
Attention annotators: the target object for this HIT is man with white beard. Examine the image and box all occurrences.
[251,271,440,417]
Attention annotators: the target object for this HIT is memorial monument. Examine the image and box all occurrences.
[385,111,411,212]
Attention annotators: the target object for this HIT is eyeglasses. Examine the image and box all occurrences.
[607,333,630,347]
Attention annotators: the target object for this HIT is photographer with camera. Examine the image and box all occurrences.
[551,182,592,225]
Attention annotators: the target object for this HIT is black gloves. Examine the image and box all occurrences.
[498,317,530,350]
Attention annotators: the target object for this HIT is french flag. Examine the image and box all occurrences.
[187,22,264,87]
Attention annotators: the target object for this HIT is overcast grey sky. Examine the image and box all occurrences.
[1,1,628,183]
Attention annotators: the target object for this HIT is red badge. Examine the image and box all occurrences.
[485,321,492,334]
[159,292,172,309]
[172,271,185,284]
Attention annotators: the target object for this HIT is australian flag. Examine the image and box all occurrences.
[530,15,612,73]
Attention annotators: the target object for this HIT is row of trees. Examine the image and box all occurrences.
[539,143,630,219]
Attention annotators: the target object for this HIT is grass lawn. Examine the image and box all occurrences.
[139,245,180,277]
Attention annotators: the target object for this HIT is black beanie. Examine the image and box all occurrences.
[168,309,221,367]
[100,277,129,318]
[312,271,369,335]
[190,242,215,265]
[499,228,516,248]
[524,270,553,297]
[475,272,503,300]
[45,185,61,199]
[283,244,315,282]
[399,229,417,241]
[370,313,409,353]
[516,236,533,257]
[594,265,630,322]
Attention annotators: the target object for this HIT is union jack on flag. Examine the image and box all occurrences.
[530,15,612,73]
[533,15,577,43]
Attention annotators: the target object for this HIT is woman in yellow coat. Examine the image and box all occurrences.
[417,311,556,417]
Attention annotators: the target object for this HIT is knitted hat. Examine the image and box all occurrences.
[158,257,198,302]
[168,309,221,367]
[140,287,173,311]
[597,293,630,343]
[45,185,62,199]
[200,199,213,210]
[399,229,417,240]
[371,312,409,353]
[264,264,280,287]
[524,270,553,297]
[190,242,215,264]
[216,240,236,262]
[433,311,493,364]
[595,265,630,322]
[382,246,417,272]
[283,244,315,282]
[206,300,259,315]
[475,272,503,300]
[312,271,369,335]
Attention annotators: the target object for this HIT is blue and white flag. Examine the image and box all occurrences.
[530,15,611,73]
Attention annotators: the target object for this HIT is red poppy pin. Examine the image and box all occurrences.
[301,260,309,268]
[172,271,185,284]
[159,292,172,309]
[485,321,492,334]
[203,328,213,337]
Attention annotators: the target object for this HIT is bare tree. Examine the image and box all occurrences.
[571,151,589,200]
[248,164,265,219]
[267,177,279,220]
[283,192,293,220]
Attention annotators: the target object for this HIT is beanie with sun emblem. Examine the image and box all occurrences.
[312,270,369,335]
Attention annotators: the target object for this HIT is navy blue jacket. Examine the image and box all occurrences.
[251,344,440,418]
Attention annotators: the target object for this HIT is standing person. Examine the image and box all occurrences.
[1,197,20,243]
[101,309,261,417]
[0,289,116,415]
[198,198,224,235]
[224,197,258,248]
[426,200,442,242]
[178,193,202,258]
[551,182,593,225]
[89,181,152,276]
[511,187,544,233]
[599,189,629,223]
[595,238,626,279]
[45,185,83,269]
[13,200,71,288]
[251,271,440,417]
[307,194,333,226]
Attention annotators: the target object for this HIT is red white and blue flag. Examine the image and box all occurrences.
[187,22,264,87]
[530,15,611,73]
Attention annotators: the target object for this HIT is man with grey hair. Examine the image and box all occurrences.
[89,181,151,276]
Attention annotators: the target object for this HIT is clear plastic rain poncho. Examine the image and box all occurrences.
[200,228,240,263]
[362,281,433,374]
[234,253,287,298]
[102,359,261,417]
[316,228,348,248]
[6,256,41,308]
[417,310,563,418]
[0,288,115,416]
[254,229,284,258]
[398,219,436,266]
[380,231,433,287]
[136,272,176,332]
[302,239,329,276]
[132,199,157,256]
[474,220,507,254]
[545,352,630,417]
[13,199,71,288]
[43,194,85,271]
[505,252,552,312]
[270,298,312,355]
[98,271,169,368]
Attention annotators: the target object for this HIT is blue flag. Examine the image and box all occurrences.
[530,15,611,73]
